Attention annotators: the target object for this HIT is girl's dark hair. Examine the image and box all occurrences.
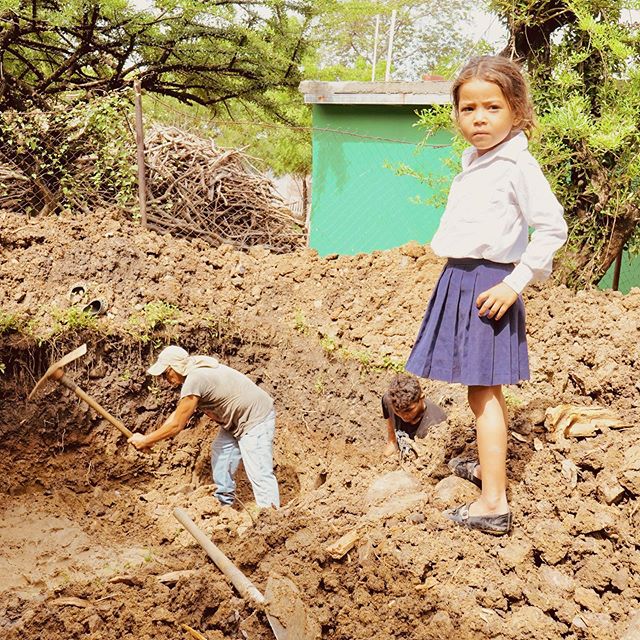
[388,374,422,412]
[452,56,536,136]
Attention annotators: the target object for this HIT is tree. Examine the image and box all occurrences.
[491,0,640,286]
[311,0,478,81]
[0,0,316,112]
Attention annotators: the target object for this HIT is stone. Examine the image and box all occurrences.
[572,615,588,630]
[573,505,616,535]
[539,565,574,592]
[432,475,477,505]
[622,610,640,640]
[498,539,533,568]
[429,611,454,636]
[365,470,419,505]
[620,444,640,496]
[574,586,602,612]
[612,568,630,592]
[399,241,425,258]
[597,470,626,505]
[530,520,571,565]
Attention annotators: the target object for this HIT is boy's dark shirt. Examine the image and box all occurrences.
[381,392,446,440]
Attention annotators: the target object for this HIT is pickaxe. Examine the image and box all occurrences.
[28,343,133,440]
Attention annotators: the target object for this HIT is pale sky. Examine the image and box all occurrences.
[469,10,508,50]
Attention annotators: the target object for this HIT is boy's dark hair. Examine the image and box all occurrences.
[388,374,422,412]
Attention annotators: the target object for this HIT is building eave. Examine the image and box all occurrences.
[298,80,453,105]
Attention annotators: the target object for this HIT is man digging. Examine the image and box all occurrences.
[129,345,280,509]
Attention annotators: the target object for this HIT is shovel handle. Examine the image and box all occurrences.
[173,508,266,607]
[59,373,134,439]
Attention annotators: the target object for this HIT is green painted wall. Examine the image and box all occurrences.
[598,251,640,294]
[309,104,454,256]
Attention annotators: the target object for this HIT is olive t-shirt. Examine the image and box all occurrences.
[381,392,446,440]
[180,365,273,438]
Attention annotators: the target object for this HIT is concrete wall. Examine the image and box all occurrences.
[309,104,454,256]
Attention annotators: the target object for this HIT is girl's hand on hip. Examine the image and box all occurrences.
[476,283,518,321]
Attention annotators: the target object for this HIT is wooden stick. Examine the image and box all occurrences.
[173,508,266,606]
[57,372,133,439]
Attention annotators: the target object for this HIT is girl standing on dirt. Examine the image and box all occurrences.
[406,56,567,535]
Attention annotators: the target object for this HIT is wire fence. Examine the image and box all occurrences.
[0,88,637,290]
[0,91,136,217]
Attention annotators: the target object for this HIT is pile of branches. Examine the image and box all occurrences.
[0,159,31,212]
[145,125,304,253]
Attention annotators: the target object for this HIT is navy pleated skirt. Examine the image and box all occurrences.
[406,258,529,386]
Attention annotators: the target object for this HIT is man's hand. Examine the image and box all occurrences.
[128,433,152,450]
[476,282,518,321]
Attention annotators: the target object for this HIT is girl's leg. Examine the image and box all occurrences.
[467,384,509,516]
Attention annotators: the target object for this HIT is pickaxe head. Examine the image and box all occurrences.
[28,343,87,400]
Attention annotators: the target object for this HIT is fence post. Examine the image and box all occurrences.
[612,248,623,292]
[133,79,148,229]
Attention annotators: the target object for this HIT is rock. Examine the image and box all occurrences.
[530,520,571,565]
[539,565,574,592]
[157,569,197,585]
[572,615,588,630]
[365,470,419,505]
[575,557,616,591]
[399,241,425,258]
[612,568,630,592]
[150,606,174,622]
[581,612,613,631]
[575,447,605,472]
[555,600,580,625]
[407,513,425,524]
[508,605,560,637]
[574,586,602,612]
[88,364,107,379]
[192,495,222,517]
[561,459,578,488]
[573,505,616,534]
[429,611,454,636]
[622,610,640,640]
[498,539,533,568]
[620,444,640,496]
[432,475,476,505]
[597,470,626,505]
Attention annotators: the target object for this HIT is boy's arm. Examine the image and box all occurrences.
[383,416,399,456]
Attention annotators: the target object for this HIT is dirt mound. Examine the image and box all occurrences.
[1,209,639,639]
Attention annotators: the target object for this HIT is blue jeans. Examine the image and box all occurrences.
[210,410,280,508]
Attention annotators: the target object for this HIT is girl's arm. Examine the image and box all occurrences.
[502,157,568,295]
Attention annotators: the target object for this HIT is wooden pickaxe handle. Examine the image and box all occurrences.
[173,508,266,606]
[56,372,133,439]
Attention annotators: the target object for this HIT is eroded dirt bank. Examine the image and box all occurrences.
[1,209,639,640]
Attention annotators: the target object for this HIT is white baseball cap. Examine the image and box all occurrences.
[147,345,189,376]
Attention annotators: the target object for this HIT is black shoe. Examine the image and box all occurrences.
[444,502,512,535]
[448,457,482,489]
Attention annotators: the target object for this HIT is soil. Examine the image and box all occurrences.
[1,208,639,640]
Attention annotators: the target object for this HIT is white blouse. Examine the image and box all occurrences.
[430,132,568,294]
